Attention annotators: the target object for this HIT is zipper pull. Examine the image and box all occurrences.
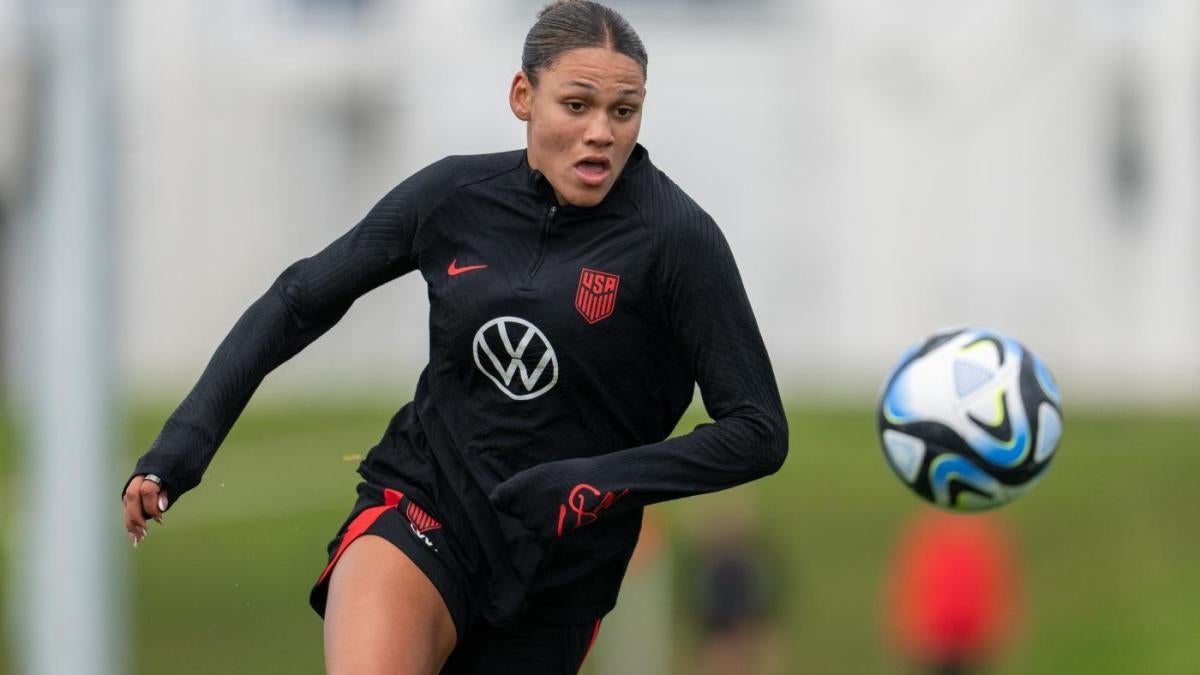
[549,206,557,218]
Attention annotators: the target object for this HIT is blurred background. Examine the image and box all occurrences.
[1,0,1197,673]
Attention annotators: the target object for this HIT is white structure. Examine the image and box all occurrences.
[4,0,1197,404]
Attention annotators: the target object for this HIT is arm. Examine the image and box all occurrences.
[122,170,433,509]
[491,212,788,538]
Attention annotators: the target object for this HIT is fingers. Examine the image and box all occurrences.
[122,475,169,548]
[123,477,148,547]
[140,479,166,524]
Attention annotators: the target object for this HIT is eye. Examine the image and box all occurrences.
[565,101,586,113]
[614,106,638,119]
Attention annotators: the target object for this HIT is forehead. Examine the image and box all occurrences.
[541,47,645,93]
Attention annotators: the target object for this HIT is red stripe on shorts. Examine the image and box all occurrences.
[406,501,442,533]
[315,488,404,587]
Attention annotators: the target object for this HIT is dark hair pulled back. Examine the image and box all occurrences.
[522,1,648,87]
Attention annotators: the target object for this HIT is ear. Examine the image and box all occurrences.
[509,71,533,122]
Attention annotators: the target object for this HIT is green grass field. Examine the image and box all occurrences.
[2,400,1198,673]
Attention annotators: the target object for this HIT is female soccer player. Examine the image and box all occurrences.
[121,2,788,673]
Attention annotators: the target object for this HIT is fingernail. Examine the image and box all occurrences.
[129,532,136,547]
[158,496,168,512]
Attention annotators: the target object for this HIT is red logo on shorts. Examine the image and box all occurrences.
[557,483,630,537]
[575,268,620,324]
[405,501,442,534]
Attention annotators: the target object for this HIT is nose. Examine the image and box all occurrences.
[583,111,614,147]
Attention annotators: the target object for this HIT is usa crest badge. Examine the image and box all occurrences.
[575,268,620,324]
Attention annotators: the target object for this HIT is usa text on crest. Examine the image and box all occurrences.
[575,268,620,324]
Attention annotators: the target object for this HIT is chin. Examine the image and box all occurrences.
[568,193,605,208]
[561,183,612,208]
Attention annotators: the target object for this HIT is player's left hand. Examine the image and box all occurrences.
[489,462,569,540]
[491,460,631,540]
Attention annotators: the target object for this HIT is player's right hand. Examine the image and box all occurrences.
[123,474,169,548]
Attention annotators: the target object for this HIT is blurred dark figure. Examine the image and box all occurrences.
[1110,63,1149,229]
[689,500,783,675]
[883,510,1024,675]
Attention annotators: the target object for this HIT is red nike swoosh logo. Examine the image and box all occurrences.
[448,259,488,276]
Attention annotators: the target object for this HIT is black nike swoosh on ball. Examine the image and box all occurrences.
[968,393,1013,444]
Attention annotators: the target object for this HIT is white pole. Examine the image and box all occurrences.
[17,1,122,674]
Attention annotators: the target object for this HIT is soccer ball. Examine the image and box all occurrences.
[877,327,1063,511]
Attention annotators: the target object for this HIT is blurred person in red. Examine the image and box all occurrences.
[883,510,1024,674]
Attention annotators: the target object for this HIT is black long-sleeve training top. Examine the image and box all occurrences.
[125,144,788,624]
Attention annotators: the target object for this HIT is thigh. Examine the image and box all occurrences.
[323,534,457,675]
[310,483,478,638]
[441,615,602,675]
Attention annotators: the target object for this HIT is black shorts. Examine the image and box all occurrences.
[309,481,603,674]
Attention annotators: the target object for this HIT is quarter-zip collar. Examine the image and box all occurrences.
[521,144,649,213]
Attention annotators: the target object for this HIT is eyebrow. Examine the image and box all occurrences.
[562,80,642,97]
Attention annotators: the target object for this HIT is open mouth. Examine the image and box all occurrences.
[574,157,611,186]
